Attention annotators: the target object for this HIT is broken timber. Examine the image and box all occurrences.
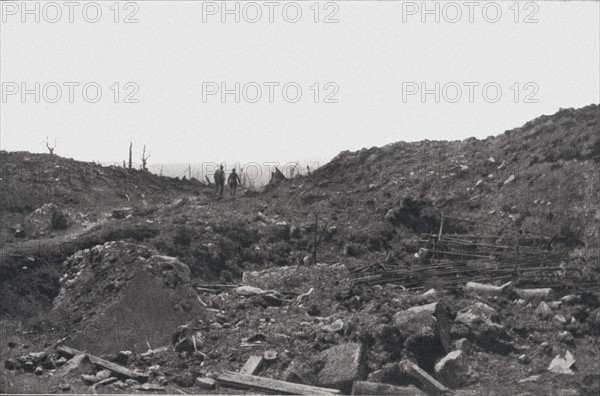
[400,360,450,396]
[464,281,513,296]
[515,287,553,300]
[351,381,426,396]
[239,355,264,375]
[56,345,149,381]
[216,371,341,395]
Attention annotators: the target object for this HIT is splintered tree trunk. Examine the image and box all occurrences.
[313,214,318,264]
[128,142,133,169]
[465,281,513,296]
[515,288,553,300]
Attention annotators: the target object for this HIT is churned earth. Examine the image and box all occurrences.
[1,104,599,394]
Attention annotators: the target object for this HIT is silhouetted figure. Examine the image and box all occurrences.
[228,168,241,197]
[214,165,225,197]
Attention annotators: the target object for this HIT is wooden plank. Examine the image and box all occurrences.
[55,345,148,381]
[216,371,341,395]
[400,360,450,396]
[351,382,426,395]
[55,344,79,358]
[239,355,264,375]
[87,354,149,381]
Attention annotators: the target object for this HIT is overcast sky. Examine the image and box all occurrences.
[1,1,598,167]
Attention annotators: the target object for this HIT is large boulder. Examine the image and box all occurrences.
[282,342,366,393]
[316,343,367,393]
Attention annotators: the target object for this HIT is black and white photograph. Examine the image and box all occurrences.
[1,0,599,394]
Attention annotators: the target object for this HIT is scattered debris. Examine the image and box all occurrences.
[196,377,216,390]
[434,350,470,388]
[535,302,553,320]
[548,351,576,375]
[56,345,149,381]
[465,281,513,296]
[400,359,450,396]
[320,319,344,333]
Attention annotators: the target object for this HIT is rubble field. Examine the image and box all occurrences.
[1,104,599,395]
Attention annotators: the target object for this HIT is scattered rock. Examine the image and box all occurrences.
[96,369,112,381]
[586,308,600,335]
[57,354,88,376]
[82,374,98,384]
[541,342,553,356]
[27,351,47,363]
[316,342,366,393]
[503,174,515,185]
[196,377,216,390]
[518,375,541,383]
[112,207,132,219]
[434,350,470,388]
[173,372,196,387]
[535,302,553,320]
[320,319,344,333]
[557,330,575,346]
[34,366,43,375]
[517,354,531,364]
[58,383,71,391]
[548,351,576,374]
[454,338,472,354]
[548,301,562,309]
[561,295,581,305]
[455,303,511,354]
[455,302,497,326]
[553,314,567,325]
[115,350,133,364]
[125,379,140,387]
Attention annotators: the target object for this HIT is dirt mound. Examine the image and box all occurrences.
[275,103,600,260]
[0,151,201,244]
[52,241,203,355]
